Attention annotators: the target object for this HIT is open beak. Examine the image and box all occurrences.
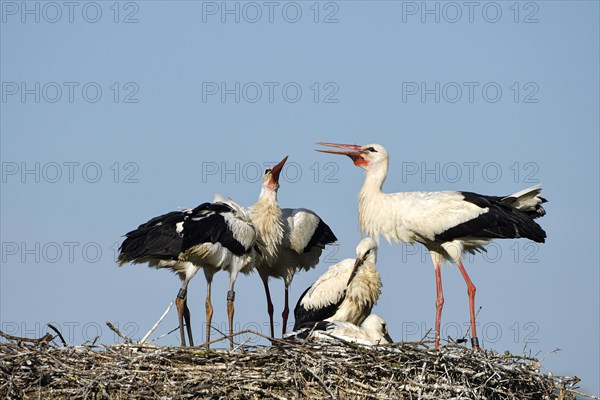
[271,156,288,183]
[316,142,363,162]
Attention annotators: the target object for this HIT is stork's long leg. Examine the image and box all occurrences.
[205,281,213,346]
[227,270,240,350]
[175,293,186,346]
[434,262,444,349]
[175,279,191,347]
[282,283,290,336]
[203,268,215,348]
[260,274,275,338]
[456,261,479,349]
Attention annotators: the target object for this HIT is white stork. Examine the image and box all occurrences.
[317,142,547,349]
[286,314,393,346]
[118,196,261,348]
[293,237,382,330]
[249,156,338,337]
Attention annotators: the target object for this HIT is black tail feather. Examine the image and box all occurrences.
[118,211,184,264]
[436,192,548,243]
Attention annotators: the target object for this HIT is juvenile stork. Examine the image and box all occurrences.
[249,156,337,337]
[293,237,381,330]
[286,314,393,346]
[118,196,260,348]
[317,142,547,349]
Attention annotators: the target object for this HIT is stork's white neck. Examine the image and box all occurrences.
[361,160,388,192]
[357,159,399,241]
[250,187,283,262]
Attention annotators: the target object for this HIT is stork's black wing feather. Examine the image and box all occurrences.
[293,286,345,330]
[288,320,336,340]
[182,203,247,256]
[303,218,338,253]
[297,320,336,332]
[118,211,184,263]
[435,192,546,243]
[191,202,233,215]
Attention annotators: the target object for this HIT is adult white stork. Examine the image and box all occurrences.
[249,156,338,337]
[317,142,547,349]
[293,237,381,330]
[286,314,393,346]
[118,196,261,348]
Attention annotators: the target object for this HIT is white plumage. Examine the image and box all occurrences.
[360,191,486,246]
[285,314,393,346]
[293,237,382,329]
[317,142,547,349]
[249,156,337,337]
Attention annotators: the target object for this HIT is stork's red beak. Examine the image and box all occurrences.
[270,156,288,183]
[316,142,365,165]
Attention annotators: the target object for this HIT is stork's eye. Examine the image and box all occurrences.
[265,168,272,174]
[366,147,377,152]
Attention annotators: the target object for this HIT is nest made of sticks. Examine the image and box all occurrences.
[0,326,593,400]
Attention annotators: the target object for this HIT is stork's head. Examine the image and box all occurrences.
[361,314,393,344]
[262,156,288,191]
[355,237,378,263]
[347,237,378,285]
[316,143,388,172]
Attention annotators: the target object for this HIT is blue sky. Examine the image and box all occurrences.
[1,0,598,395]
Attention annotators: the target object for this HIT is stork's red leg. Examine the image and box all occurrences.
[227,291,235,350]
[282,284,290,336]
[434,263,444,348]
[205,281,213,348]
[227,271,239,350]
[456,261,479,349]
[175,287,188,347]
[260,275,275,338]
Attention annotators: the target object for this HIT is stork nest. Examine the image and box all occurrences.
[0,327,593,400]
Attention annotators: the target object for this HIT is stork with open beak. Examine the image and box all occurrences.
[317,142,547,349]
[249,156,338,337]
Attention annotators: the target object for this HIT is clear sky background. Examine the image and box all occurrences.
[1,0,598,395]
